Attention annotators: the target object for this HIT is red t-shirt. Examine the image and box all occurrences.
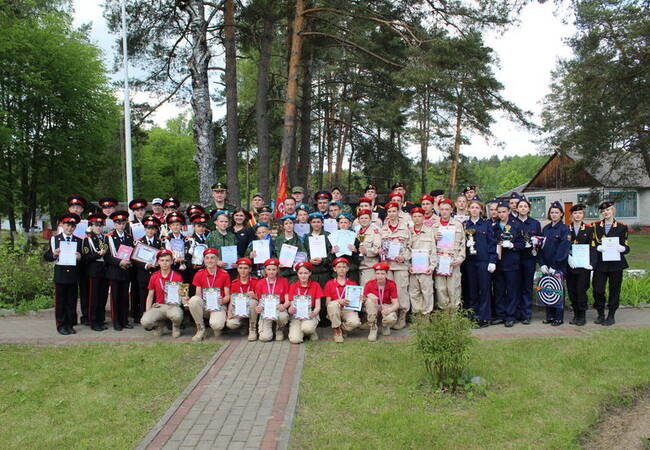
[288,280,324,307]
[192,268,231,290]
[363,279,398,305]
[230,277,259,294]
[254,276,290,303]
[323,278,358,301]
[147,270,184,304]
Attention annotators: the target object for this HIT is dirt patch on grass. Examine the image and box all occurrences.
[584,385,650,449]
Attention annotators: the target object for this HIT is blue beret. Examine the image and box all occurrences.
[337,212,354,222]
[308,212,324,221]
[279,214,296,222]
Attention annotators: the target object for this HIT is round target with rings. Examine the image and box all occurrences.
[535,274,564,306]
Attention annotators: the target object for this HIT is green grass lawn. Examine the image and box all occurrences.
[0,342,220,449]
[628,233,650,271]
[292,329,650,449]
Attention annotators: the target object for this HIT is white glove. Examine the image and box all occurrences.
[466,241,472,247]
[548,267,556,275]
[487,263,496,273]
[525,242,532,248]
[501,240,514,249]
[618,245,626,252]
[585,264,593,270]
[568,256,576,269]
[596,245,603,252]
[540,265,549,274]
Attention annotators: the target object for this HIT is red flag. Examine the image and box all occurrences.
[274,164,288,218]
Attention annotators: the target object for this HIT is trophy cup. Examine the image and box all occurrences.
[466,229,477,255]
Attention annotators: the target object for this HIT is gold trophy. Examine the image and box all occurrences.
[466,229,477,255]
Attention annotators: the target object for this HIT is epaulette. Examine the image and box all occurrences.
[106,231,114,237]
[617,221,627,226]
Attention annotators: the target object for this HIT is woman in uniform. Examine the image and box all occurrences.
[356,209,382,286]
[324,257,361,343]
[273,214,305,283]
[253,259,290,342]
[566,204,593,326]
[515,199,542,324]
[287,261,323,343]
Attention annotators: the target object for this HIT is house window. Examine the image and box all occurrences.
[608,191,637,217]
[576,193,600,218]
[528,196,546,219]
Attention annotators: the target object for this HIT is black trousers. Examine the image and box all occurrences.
[592,270,623,311]
[88,277,109,326]
[130,276,141,323]
[78,271,89,324]
[109,280,130,327]
[566,269,590,312]
[54,283,77,329]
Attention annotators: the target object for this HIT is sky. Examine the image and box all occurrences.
[72,1,575,161]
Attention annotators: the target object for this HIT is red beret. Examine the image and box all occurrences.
[389,191,404,199]
[410,207,425,215]
[357,209,372,218]
[385,202,400,210]
[439,198,453,207]
[332,257,349,267]
[203,247,219,257]
[295,261,314,271]
[420,195,435,203]
[264,258,280,267]
[236,257,253,266]
[358,197,372,204]
[156,249,174,260]
[372,262,390,271]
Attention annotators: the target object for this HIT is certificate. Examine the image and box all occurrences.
[323,218,338,234]
[411,248,430,273]
[262,294,279,320]
[169,238,185,259]
[132,243,158,265]
[191,244,208,265]
[116,244,134,260]
[73,220,88,239]
[602,237,621,262]
[308,235,327,259]
[387,241,402,260]
[252,239,271,264]
[293,295,311,320]
[103,219,115,234]
[571,244,590,269]
[220,245,238,269]
[344,285,363,312]
[58,241,77,266]
[165,281,181,305]
[279,244,298,268]
[438,226,455,250]
[294,251,308,266]
[294,223,310,238]
[332,230,356,257]
[182,224,194,237]
[204,287,221,311]
[232,293,249,317]
[436,254,452,276]
[130,222,145,240]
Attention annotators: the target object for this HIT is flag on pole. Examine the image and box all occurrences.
[275,164,288,218]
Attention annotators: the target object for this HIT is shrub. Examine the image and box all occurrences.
[410,310,476,392]
[0,240,52,306]
[587,272,650,307]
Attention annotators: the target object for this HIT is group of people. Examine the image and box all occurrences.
[45,181,631,343]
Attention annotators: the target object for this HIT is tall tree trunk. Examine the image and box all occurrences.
[256,14,274,201]
[419,92,431,195]
[278,0,304,174]
[224,0,241,204]
[185,0,217,204]
[347,128,355,193]
[297,48,313,190]
[449,101,463,196]
[326,94,335,187]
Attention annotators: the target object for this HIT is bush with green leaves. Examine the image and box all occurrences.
[410,310,476,393]
[586,271,650,307]
[0,239,52,307]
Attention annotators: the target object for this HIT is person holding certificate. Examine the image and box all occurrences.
[539,202,571,326]
[453,194,470,225]
[187,248,231,341]
[206,210,238,278]
[132,216,164,324]
[387,191,413,226]
[566,204,594,326]
[363,184,386,222]
[380,202,412,329]
[44,213,83,335]
[515,199,542,325]
[82,213,110,332]
[287,262,323,344]
[304,212,333,288]
[362,263,399,341]
[164,212,189,278]
[273,215,305,283]
[186,213,210,295]
[141,250,185,338]
[331,212,361,282]
[253,259,290,342]
[463,201,497,328]
[126,198,148,324]
[408,208,437,315]
[245,222,273,278]
[295,204,312,238]
[104,210,135,331]
[356,209,382,286]
[591,201,630,326]
[324,257,361,343]
[225,258,260,341]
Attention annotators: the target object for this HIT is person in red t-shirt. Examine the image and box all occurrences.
[324,257,361,343]
[287,262,323,344]
[225,258,260,341]
[363,262,399,341]
[187,248,231,341]
[141,250,186,338]
[253,259,290,342]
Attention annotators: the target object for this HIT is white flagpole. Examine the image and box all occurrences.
[121,0,134,207]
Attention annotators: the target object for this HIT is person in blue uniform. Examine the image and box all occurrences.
[538,201,571,326]
[132,215,164,325]
[515,199,542,324]
[591,201,630,326]
[508,192,522,220]
[566,204,594,326]
[491,201,525,327]
[464,200,497,327]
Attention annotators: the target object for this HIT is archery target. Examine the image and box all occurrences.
[535,274,564,306]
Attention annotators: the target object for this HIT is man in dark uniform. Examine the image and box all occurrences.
[291,186,306,205]
[99,196,118,233]
[210,182,237,217]
[509,192,522,219]
[83,212,110,331]
[105,210,134,331]
[62,195,90,326]
[251,193,265,220]
[127,198,148,323]
[132,215,164,324]
[44,213,83,335]
[566,204,594,326]
[187,213,210,293]
[463,185,482,202]
[591,201,630,326]
[314,190,332,216]
[429,189,445,216]
[364,184,386,222]
[392,182,416,212]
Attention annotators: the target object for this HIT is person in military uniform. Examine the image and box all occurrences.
[419,195,438,227]
[186,203,206,224]
[127,198,147,230]
[126,198,148,323]
[210,182,237,217]
[44,213,83,335]
[291,186,306,205]
[151,198,165,222]
[272,214,305,283]
[251,193,265,220]
[408,207,437,315]
[387,191,413,226]
[392,182,416,212]
[99,196,118,233]
[164,212,189,280]
[132,215,164,325]
[462,185,481,202]
[326,201,343,221]
[591,201,630,326]
[356,209,382,285]
[364,184,386,222]
[429,189,445,216]
[83,212,110,331]
[509,192,522,219]
[257,205,274,228]
[245,222,273,278]
[314,190,332,216]
[161,197,181,236]
[515,199,542,325]
[206,210,238,278]
[566,204,594,326]
[305,212,333,288]
[104,210,134,331]
[331,187,352,214]
[486,199,499,223]
[295,203,311,230]
[186,213,210,294]
[332,212,361,283]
